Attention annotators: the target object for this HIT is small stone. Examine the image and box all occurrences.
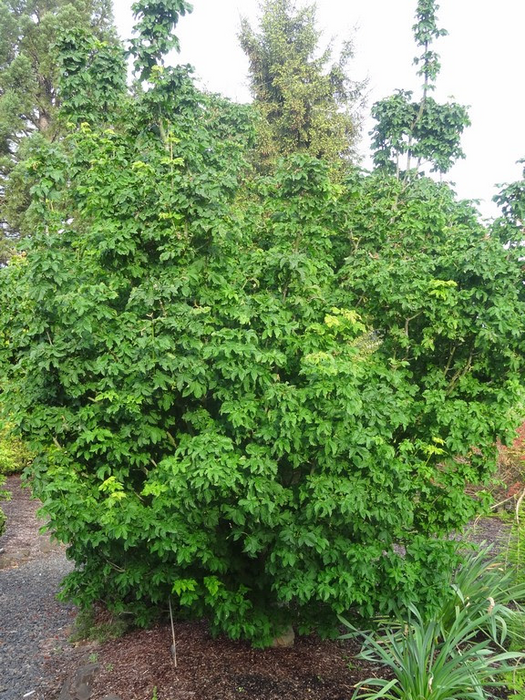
[271,626,295,648]
[58,662,100,700]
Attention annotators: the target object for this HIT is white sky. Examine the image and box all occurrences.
[112,0,525,220]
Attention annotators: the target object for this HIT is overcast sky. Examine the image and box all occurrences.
[112,0,525,219]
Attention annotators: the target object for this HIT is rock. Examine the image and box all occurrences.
[58,662,100,700]
[271,626,295,648]
[101,695,123,700]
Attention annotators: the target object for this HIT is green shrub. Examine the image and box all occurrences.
[0,423,33,475]
[0,26,524,645]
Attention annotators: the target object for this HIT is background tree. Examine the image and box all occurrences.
[371,0,469,177]
[239,0,364,170]
[0,0,117,262]
[129,0,193,81]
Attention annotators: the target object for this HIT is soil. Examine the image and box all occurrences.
[0,475,515,700]
[0,476,65,568]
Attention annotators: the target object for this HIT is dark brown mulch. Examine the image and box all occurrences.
[84,621,378,700]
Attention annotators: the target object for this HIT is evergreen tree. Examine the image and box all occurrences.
[0,0,117,261]
[239,0,364,170]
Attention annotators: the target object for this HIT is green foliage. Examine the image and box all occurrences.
[2,25,127,240]
[55,27,127,125]
[0,475,7,535]
[70,606,131,643]
[0,0,118,260]
[0,423,33,475]
[506,508,525,603]
[412,0,448,88]
[344,547,525,699]
[239,0,364,170]
[436,547,525,647]
[0,420,11,534]
[371,90,470,175]
[348,604,523,700]
[505,668,525,700]
[129,0,193,80]
[0,1,524,647]
[0,0,115,147]
[2,129,524,644]
[371,0,469,175]
[493,161,525,248]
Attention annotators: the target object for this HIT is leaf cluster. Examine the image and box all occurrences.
[129,0,193,80]
[0,0,118,256]
[412,0,448,88]
[371,90,470,175]
[0,421,33,474]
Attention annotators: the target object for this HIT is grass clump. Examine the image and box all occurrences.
[342,546,525,700]
[70,605,131,644]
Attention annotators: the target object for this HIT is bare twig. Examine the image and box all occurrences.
[169,596,177,668]
[490,494,518,512]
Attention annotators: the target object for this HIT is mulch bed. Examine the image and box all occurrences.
[84,621,379,700]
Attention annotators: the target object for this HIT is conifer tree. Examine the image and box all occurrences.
[0,0,117,261]
[239,0,364,170]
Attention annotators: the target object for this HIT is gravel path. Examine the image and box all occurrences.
[0,477,80,700]
[0,555,76,699]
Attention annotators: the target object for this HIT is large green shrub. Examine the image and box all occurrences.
[0,5,524,646]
